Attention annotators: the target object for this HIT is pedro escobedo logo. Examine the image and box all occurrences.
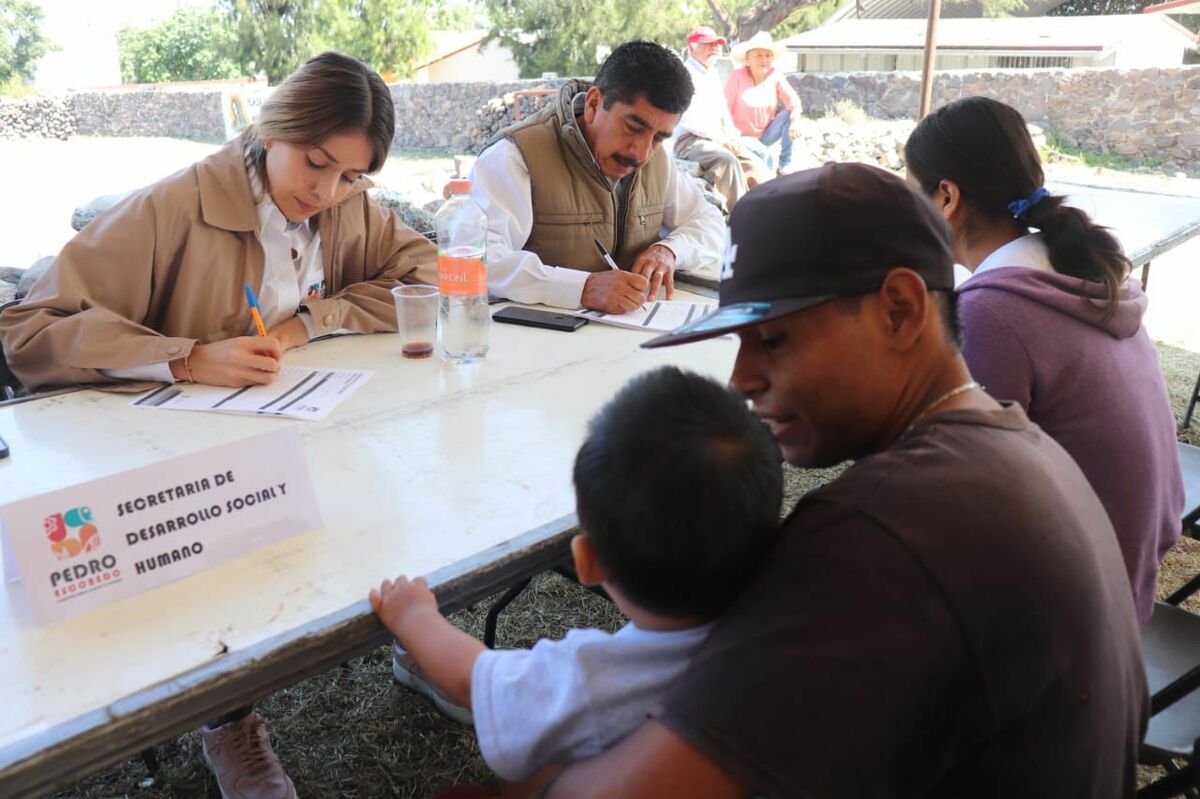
[43,506,121,599]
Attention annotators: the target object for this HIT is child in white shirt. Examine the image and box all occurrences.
[370,366,783,792]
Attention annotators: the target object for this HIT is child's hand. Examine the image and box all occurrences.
[370,575,438,639]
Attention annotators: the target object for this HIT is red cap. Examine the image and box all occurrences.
[447,179,472,194]
[687,26,727,46]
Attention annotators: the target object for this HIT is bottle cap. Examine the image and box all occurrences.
[448,179,472,194]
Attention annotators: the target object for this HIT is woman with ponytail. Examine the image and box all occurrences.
[905,96,1183,625]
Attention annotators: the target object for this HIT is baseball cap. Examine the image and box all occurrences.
[643,162,955,348]
[687,26,728,46]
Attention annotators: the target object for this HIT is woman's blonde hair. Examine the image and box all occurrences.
[247,51,394,173]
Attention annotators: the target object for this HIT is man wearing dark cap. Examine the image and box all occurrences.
[541,163,1148,797]
[675,26,770,209]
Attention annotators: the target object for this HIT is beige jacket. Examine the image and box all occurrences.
[0,137,437,390]
[496,80,670,272]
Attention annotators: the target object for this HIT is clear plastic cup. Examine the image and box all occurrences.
[391,285,438,359]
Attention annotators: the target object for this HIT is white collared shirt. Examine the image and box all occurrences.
[678,55,736,142]
[470,137,726,310]
[962,233,1055,287]
[246,160,326,336]
[103,152,326,383]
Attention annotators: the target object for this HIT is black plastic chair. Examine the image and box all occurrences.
[1138,443,1200,798]
[1166,444,1200,606]
[1186,368,1200,429]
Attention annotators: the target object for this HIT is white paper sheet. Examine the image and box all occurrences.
[129,367,372,421]
[570,300,716,333]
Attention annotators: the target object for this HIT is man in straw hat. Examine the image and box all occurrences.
[674,25,772,209]
[537,163,1147,798]
[725,31,804,173]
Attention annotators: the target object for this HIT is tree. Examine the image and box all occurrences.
[0,0,53,85]
[707,0,831,40]
[219,0,321,84]
[117,8,241,83]
[484,0,843,77]
[316,0,434,79]
[485,0,695,78]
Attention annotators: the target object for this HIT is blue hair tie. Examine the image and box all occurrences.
[1007,187,1049,219]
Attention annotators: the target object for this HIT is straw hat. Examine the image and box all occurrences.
[731,31,787,65]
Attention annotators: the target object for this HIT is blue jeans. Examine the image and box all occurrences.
[758,106,793,169]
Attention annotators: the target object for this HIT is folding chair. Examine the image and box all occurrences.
[1138,443,1200,798]
[1166,444,1200,606]
[1186,367,1200,429]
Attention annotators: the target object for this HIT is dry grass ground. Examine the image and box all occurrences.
[48,342,1200,799]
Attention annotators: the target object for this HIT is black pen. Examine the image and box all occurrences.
[593,239,648,312]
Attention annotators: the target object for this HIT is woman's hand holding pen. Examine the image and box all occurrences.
[170,337,282,387]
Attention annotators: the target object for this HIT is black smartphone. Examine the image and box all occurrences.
[493,306,588,332]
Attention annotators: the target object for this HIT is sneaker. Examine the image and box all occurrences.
[200,712,297,799]
[392,641,474,725]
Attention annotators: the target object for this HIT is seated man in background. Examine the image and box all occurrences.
[674,26,771,210]
[470,40,725,315]
[541,163,1148,798]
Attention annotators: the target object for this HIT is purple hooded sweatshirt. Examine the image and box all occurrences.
[959,266,1183,624]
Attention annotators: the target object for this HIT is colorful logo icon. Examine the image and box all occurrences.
[44,507,100,560]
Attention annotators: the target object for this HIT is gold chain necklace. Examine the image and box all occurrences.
[905,381,980,434]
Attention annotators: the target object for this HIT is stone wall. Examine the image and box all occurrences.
[789,66,1200,174]
[3,66,1199,172]
[389,79,563,152]
[0,96,76,140]
[71,89,226,141]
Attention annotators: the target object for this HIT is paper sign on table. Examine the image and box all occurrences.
[131,367,372,421]
[0,427,322,625]
[568,300,716,333]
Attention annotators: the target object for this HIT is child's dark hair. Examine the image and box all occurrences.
[905,97,1130,317]
[573,367,782,619]
[594,40,694,114]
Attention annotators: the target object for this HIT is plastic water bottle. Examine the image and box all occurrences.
[436,179,489,363]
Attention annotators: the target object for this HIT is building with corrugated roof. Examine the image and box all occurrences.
[779,14,1198,72]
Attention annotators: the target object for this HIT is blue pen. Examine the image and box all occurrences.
[244,284,268,337]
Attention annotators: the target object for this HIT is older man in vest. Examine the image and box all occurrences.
[469,41,726,314]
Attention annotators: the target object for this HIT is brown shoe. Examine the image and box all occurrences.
[200,712,297,799]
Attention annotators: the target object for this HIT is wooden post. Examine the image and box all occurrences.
[918,0,943,119]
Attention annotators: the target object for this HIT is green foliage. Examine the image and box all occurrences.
[219,0,321,84]
[484,0,842,78]
[1043,129,1165,172]
[978,0,1029,16]
[116,8,241,83]
[0,73,35,96]
[314,0,433,79]
[217,0,450,83]
[0,0,53,85]
[429,0,486,30]
[485,0,696,78]
[1048,0,1154,13]
[772,0,841,36]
